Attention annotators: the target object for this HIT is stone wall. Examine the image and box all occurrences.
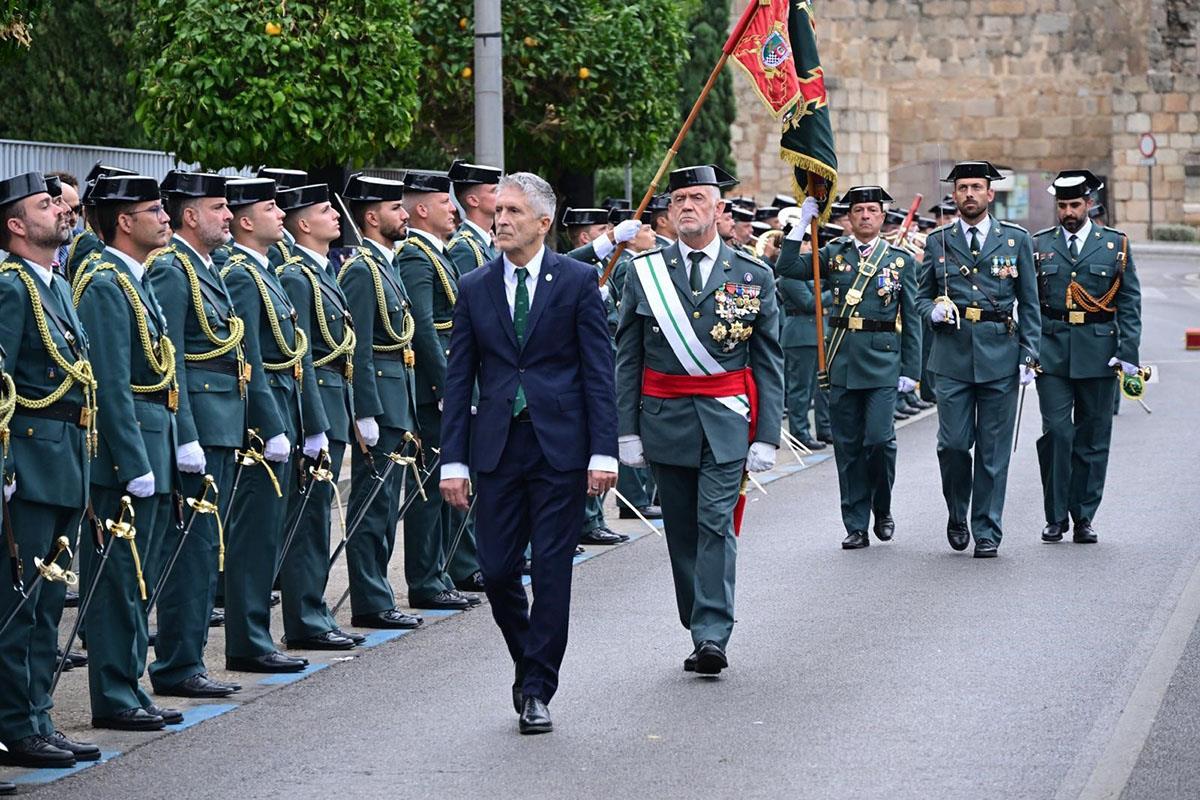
[729,0,1199,237]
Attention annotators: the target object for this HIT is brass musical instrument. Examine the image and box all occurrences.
[753,206,808,259]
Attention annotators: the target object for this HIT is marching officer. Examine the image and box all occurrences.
[615,165,784,675]
[1033,170,1141,544]
[221,177,325,672]
[0,172,98,765]
[73,174,181,730]
[395,170,478,610]
[446,159,501,276]
[776,242,831,453]
[277,183,359,649]
[146,171,245,699]
[777,188,922,548]
[915,161,1041,558]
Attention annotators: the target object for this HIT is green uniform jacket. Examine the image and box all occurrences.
[337,245,417,432]
[567,241,624,337]
[279,250,354,443]
[776,238,921,388]
[915,217,1041,383]
[446,222,495,277]
[75,250,175,491]
[615,241,785,467]
[776,276,830,349]
[395,232,458,406]
[1032,224,1141,379]
[147,237,246,449]
[0,258,92,507]
[267,230,296,271]
[65,229,103,284]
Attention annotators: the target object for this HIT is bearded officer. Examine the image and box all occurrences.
[446,159,501,277]
[915,161,1041,558]
[1033,170,1141,545]
[616,165,784,675]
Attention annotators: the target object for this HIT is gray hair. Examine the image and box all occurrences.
[498,172,556,221]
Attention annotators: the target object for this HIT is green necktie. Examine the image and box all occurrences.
[1069,234,1079,259]
[512,267,529,417]
[688,251,705,293]
[968,226,980,256]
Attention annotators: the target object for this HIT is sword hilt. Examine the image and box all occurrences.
[108,496,147,600]
[34,535,78,586]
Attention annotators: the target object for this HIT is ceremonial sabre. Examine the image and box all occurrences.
[145,475,219,617]
[0,536,76,638]
[272,451,333,584]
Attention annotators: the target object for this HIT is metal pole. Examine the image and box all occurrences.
[1148,164,1154,240]
[474,0,504,169]
[625,151,633,203]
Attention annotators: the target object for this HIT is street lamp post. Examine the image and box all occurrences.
[475,0,504,169]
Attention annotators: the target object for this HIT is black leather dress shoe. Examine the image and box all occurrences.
[694,641,728,675]
[947,520,970,551]
[0,781,14,794]
[226,651,308,673]
[209,609,225,627]
[913,398,936,410]
[579,526,627,545]
[350,609,423,629]
[0,735,75,767]
[411,589,471,610]
[144,704,183,725]
[45,731,100,761]
[817,432,834,444]
[156,673,238,698]
[518,697,553,735]
[798,437,827,451]
[92,707,165,731]
[1073,519,1098,543]
[286,630,356,650]
[333,627,366,645]
[841,531,870,550]
[56,650,73,672]
[619,504,663,519]
[452,588,482,607]
[683,648,698,672]
[873,514,895,541]
[57,648,87,668]
[899,403,923,415]
[454,570,486,592]
[974,541,999,558]
[1042,519,1068,542]
[893,410,911,421]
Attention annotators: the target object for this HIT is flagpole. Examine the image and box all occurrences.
[807,174,828,374]
[599,0,764,287]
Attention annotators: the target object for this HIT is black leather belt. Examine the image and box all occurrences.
[954,304,1012,323]
[191,355,241,377]
[14,401,89,428]
[137,389,178,411]
[828,316,896,332]
[1041,305,1114,324]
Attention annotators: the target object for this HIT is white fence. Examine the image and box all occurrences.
[0,139,250,183]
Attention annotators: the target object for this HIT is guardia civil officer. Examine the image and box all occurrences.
[915,161,1041,558]
[446,159,501,276]
[257,167,309,268]
[616,165,784,674]
[1033,170,1141,544]
[64,162,135,283]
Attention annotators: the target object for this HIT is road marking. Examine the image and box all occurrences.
[1186,287,1200,302]
[1139,287,1165,300]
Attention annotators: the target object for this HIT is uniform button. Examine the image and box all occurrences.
[1071,272,1077,277]
[973,268,978,273]
[431,385,438,391]
[519,368,525,374]
[204,383,210,389]
[318,379,324,385]
[972,285,978,291]
[25,428,32,436]
[377,370,383,376]
[692,311,701,319]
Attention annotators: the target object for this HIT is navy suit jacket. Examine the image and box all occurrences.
[442,247,618,474]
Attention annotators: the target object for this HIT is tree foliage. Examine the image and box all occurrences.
[676,0,734,169]
[131,0,422,170]
[398,0,687,176]
[0,1,44,56]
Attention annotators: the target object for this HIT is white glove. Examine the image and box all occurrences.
[3,479,15,502]
[176,440,206,474]
[1019,365,1037,385]
[599,283,611,302]
[897,376,918,394]
[1108,357,1139,376]
[785,197,820,242]
[356,417,380,448]
[303,431,328,459]
[264,433,291,463]
[612,219,641,244]
[591,233,615,261]
[745,442,776,473]
[126,471,155,498]
[618,435,646,468]
[931,304,957,325]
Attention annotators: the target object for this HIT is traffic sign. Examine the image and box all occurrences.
[1139,132,1157,159]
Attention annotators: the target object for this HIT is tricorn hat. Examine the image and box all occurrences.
[256,167,309,190]
[941,160,1003,183]
[90,175,161,204]
[226,178,277,209]
[343,173,405,203]
[0,171,49,207]
[278,183,330,213]
[667,164,738,192]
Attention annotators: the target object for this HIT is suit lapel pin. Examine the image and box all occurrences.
[743,272,753,282]
[545,273,553,281]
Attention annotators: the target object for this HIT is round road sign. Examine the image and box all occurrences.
[1139,132,1157,159]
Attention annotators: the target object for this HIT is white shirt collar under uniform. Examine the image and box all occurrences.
[364,237,395,266]
[408,227,446,254]
[172,234,214,269]
[106,245,146,283]
[959,215,992,249]
[501,245,546,316]
[25,258,55,288]
[677,234,723,290]
[232,242,269,270]
[852,236,881,258]
[294,243,330,272]
[1063,219,1093,249]
[463,218,492,245]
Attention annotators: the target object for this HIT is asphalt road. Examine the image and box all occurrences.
[25,252,1200,799]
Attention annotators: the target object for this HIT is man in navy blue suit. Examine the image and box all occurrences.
[440,172,618,735]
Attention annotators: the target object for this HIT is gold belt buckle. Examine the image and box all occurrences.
[964,307,982,322]
[1068,310,1086,325]
[844,288,863,306]
[78,406,92,427]
[848,317,864,331]
[167,388,179,412]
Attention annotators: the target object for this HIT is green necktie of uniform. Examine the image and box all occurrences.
[512,267,529,417]
[1069,234,1079,259]
[968,226,980,256]
[688,251,705,293]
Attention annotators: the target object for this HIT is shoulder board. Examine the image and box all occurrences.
[930,223,955,235]
[999,220,1028,233]
[631,246,664,261]
[1103,225,1126,237]
[1033,226,1056,237]
[733,248,768,269]
[884,242,914,258]
[830,235,851,245]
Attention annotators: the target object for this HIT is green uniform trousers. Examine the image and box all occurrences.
[829,386,897,533]
[280,440,345,641]
[403,402,456,603]
[345,426,408,616]
[651,441,742,649]
[581,494,605,534]
[785,345,820,441]
[445,496,480,584]
[1036,374,1118,525]
[81,486,168,718]
[934,373,1020,545]
[150,447,236,689]
[616,463,656,509]
[0,500,81,742]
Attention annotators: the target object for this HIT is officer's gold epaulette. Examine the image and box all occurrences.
[1033,226,1056,238]
[999,220,1029,233]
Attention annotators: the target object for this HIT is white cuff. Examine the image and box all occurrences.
[591,235,615,261]
[441,462,470,481]
[588,454,618,474]
[618,434,641,444]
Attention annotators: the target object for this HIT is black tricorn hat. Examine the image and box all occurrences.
[256,167,308,190]
[85,161,135,184]
[1047,169,1104,200]
[44,175,63,199]
[668,164,738,192]
[403,170,452,194]
[731,206,754,222]
[928,194,956,214]
[941,160,1003,183]
[805,222,845,246]
[0,171,49,207]
[751,221,771,235]
[646,193,671,213]
[884,209,908,225]
[278,183,330,213]
[754,206,780,222]
[917,215,937,230]
[226,178,277,209]
[447,159,502,186]
[1089,203,1106,219]
[162,171,228,199]
[608,207,638,224]
[602,197,631,211]
[727,195,757,211]
[830,200,850,216]
[90,175,161,204]
[343,173,405,203]
[561,207,608,227]
[841,185,894,208]
[772,193,798,209]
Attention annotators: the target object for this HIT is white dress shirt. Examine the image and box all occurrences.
[462,218,492,245]
[851,235,881,259]
[106,246,147,283]
[408,227,445,253]
[441,243,617,479]
[364,236,395,266]
[959,215,993,248]
[676,234,723,290]
[25,258,54,288]
[294,242,330,273]
[232,242,270,270]
[1063,219,1093,253]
